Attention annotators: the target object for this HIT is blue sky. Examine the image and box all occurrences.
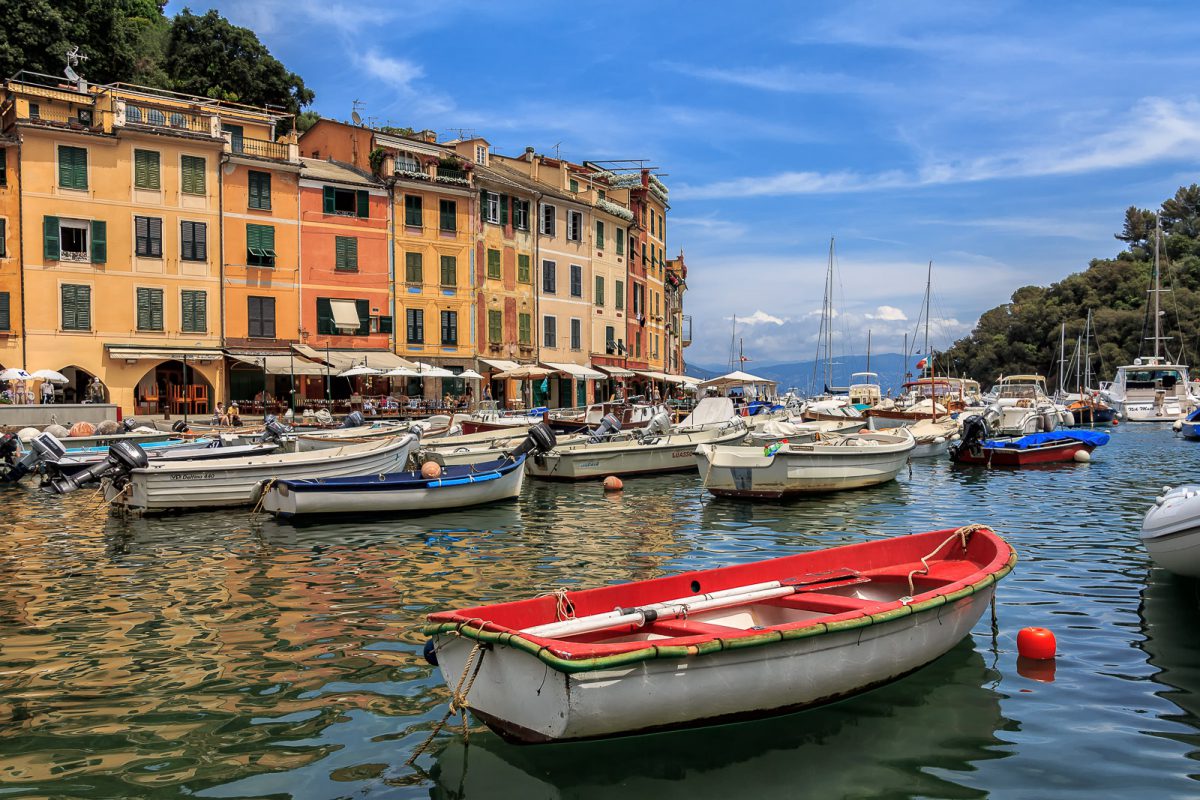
[170,1,1200,370]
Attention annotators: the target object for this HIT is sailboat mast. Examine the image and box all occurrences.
[1154,215,1162,361]
[826,238,834,392]
[1058,323,1066,395]
[923,261,932,378]
[1084,309,1092,389]
[866,330,871,376]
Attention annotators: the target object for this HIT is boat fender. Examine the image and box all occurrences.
[423,638,439,666]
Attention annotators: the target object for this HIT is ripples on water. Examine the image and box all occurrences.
[0,424,1198,798]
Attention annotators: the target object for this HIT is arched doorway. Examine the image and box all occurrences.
[60,365,103,404]
[135,360,214,417]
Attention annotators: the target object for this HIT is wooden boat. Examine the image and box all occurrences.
[452,402,547,435]
[545,401,670,435]
[293,416,449,452]
[527,419,747,481]
[262,426,555,518]
[1142,485,1200,577]
[949,416,1108,467]
[423,526,1016,743]
[695,429,914,499]
[48,440,278,477]
[102,434,417,514]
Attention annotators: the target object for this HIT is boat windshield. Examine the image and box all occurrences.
[998,385,1040,400]
[1123,369,1183,389]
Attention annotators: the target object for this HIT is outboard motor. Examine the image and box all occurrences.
[951,414,990,460]
[44,439,148,494]
[342,411,365,429]
[2,432,67,483]
[644,411,672,437]
[172,420,190,434]
[122,418,138,433]
[505,423,557,463]
[587,413,623,443]
[261,415,291,446]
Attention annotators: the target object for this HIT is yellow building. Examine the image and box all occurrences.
[0,127,22,373]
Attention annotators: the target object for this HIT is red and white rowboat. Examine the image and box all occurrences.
[424,526,1016,743]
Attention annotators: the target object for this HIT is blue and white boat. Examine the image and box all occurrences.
[1178,407,1200,440]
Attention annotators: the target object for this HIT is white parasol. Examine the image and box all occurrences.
[338,365,382,378]
[31,369,69,384]
[0,368,31,381]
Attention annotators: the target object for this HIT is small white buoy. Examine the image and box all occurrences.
[1173,419,1183,432]
[1073,450,1091,463]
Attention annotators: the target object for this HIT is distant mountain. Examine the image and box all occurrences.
[689,353,917,395]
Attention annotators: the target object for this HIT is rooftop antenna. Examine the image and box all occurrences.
[64,45,87,91]
[552,142,562,159]
[351,99,365,127]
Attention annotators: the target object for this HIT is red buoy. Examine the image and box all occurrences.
[603,475,623,492]
[1017,626,1056,660]
[1112,419,1120,426]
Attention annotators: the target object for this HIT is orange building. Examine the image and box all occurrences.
[0,129,21,373]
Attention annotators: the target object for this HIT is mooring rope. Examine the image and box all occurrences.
[406,622,488,766]
[906,523,989,599]
[248,477,278,522]
[535,587,576,621]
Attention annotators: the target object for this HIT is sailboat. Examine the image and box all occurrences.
[802,238,865,422]
[1060,311,1115,425]
[1101,218,1195,422]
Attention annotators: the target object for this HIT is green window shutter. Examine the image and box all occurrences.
[335,237,346,269]
[59,146,87,189]
[181,221,194,260]
[617,228,624,255]
[61,285,75,330]
[62,284,91,331]
[181,289,195,331]
[519,312,531,345]
[44,216,59,260]
[596,276,604,306]
[616,280,624,310]
[181,156,205,195]
[316,298,333,335]
[136,287,150,330]
[90,220,106,263]
[356,299,370,335]
[356,189,369,218]
[487,248,500,279]
[0,292,9,331]
[195,291,207,331]
[152,289,163,330]
[134,150,161,189]
[440,255,456,286]
[182,290,208,332]
[263,225,275,253]
[248,172,259,208]
[488,309,502,343]
[259,172,271,209]
[480,188,488,223]
[518,254,530,283]
[323,186,335,214]
[406,252,422,283]
[596,221,604,249]
[500,194,509,226]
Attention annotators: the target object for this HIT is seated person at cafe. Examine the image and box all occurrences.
[212,402,230,426]
[228,402,242,427]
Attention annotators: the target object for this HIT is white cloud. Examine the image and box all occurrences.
[867,306,908,321]
[357,51,425,91]
[733,310,786,326]
[658,61,886,96]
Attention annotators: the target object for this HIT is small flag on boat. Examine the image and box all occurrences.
[916,357,928,370]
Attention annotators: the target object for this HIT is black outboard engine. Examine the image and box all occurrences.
[951,414,990,460]
[172,420,190,434]
[122,418,138,433]
[45,440,148,494]
[342,410,365,429]
[261,414,291,446]
[505,423,557,463]
[2,433,67,483]
[587,413,623,443]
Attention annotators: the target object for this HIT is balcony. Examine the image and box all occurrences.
[123,102,216,136]
[435,165,469,186]
[681,315,692,347]
[10,101,102,131]
[230,135,296,162]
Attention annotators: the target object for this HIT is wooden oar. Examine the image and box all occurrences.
[524,568,863,640]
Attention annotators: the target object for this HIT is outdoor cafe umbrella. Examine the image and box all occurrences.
[494,365,556,379]
[458,369,484,380]
[339,365,383,378]
[0,368,31,381]
[31,369,69,384]
[410,362,456,378]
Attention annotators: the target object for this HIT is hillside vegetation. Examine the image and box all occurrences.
[942,185,1200,385]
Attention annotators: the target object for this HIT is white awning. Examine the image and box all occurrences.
[409,361,456,377]
[480,358,520,371]
[289,346,416,373]
[635,369,671,381]
[543,362,605,380]
[109,348,224,362]
[662,374,700,385]
[329,299,361,332]
[595,364,634,377]
[229,354,327,376]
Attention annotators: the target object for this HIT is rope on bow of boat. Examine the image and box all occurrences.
[536,587,577,621]
[904,524,989,601]
[407,624,489,766]
[248,477,278,522]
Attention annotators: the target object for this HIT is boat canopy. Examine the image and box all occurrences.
[985,430,1110,449]
[678,397,736,427]
[698,370,777,389]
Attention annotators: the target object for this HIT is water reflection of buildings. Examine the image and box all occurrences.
[429,642,1010,799]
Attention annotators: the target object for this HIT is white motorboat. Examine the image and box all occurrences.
[100,434,417,514]
[528,418,748,481]
[695,429,914,499]
[982,375,1066,435]
[1142,485,1200,577]
[1103,357,1194,422]
[906,418,960,458]
[293,415,450,452]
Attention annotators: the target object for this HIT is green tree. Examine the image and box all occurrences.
[165,9,314,116]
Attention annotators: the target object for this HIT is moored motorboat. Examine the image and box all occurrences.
[1142,486,1200,578]
[1178,407,1200,440]
[262,425,556,518]
[949,415,1107,467]
[906,418,960,459]
[47,440,278,477]
[423,525,1016,743]
[695,429,914,499]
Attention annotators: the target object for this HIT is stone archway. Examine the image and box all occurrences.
[60,365,102,404]
[134,360,215,417]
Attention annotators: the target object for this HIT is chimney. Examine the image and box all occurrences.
[420,129,437,143]
[525,146,535,163]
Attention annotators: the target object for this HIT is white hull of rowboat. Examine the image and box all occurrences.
[527,423,747,480]
[1143,485,1200,577]
[433,583,995,743]
[106,435,416,513]
[911,438,951,458]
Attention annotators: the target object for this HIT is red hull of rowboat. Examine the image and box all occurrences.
[953,440,1093,467]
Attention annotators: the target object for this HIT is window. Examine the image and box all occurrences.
[487,248,500,279]
[0,219,6,258]
[484,192,500,224]
[595,276,605,307]
[475,144,487,165]
[58,146,87,190]
[405,252,423,283]
[316,298,369,335]
[595,220,604,249]
[134,149,160,190]
[570,318,581,350]
[28,103,40,119]
[513,200,529,231]
[569,178,579,193]
[599,189,606,200]
[0,292,9,331]
[323,186,369,218]
[336,236,358,271]
[181,289,206,333]
[45,217,104,264]
[635,331,642,358]
[247,224,276,267]
[570,264,582,298]
[616,227,624,256]
[517,254,531,283]
[134,216,163,258]
[395,152,420,173]
[615,279,625,310]
[543,315,557,348]
[441,310,458,345]
[136,287,164,331]
[488,309,502,343]
[374,315,394,334]
[605,325,616,352]
[440,255,456,286]
[248,170,271,210]
[0,156,6,186]
[542,260,556,294]
[61,284,91,331]
[539,203,556,235]
[181,155,206,195]
[248,296,276,338]
[567,210,582,241]
[518,312,531,345]
[405,195,422,228]
[406,308,425,344]
[180,221,207,261]
[439,199,456,232]
[222,124,244,153]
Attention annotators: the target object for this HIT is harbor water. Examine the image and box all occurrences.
[1,423,1198,798]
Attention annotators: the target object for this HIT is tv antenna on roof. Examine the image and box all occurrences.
[551,142,562,159]
[351,99,365,126]
[64,45,87,88]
